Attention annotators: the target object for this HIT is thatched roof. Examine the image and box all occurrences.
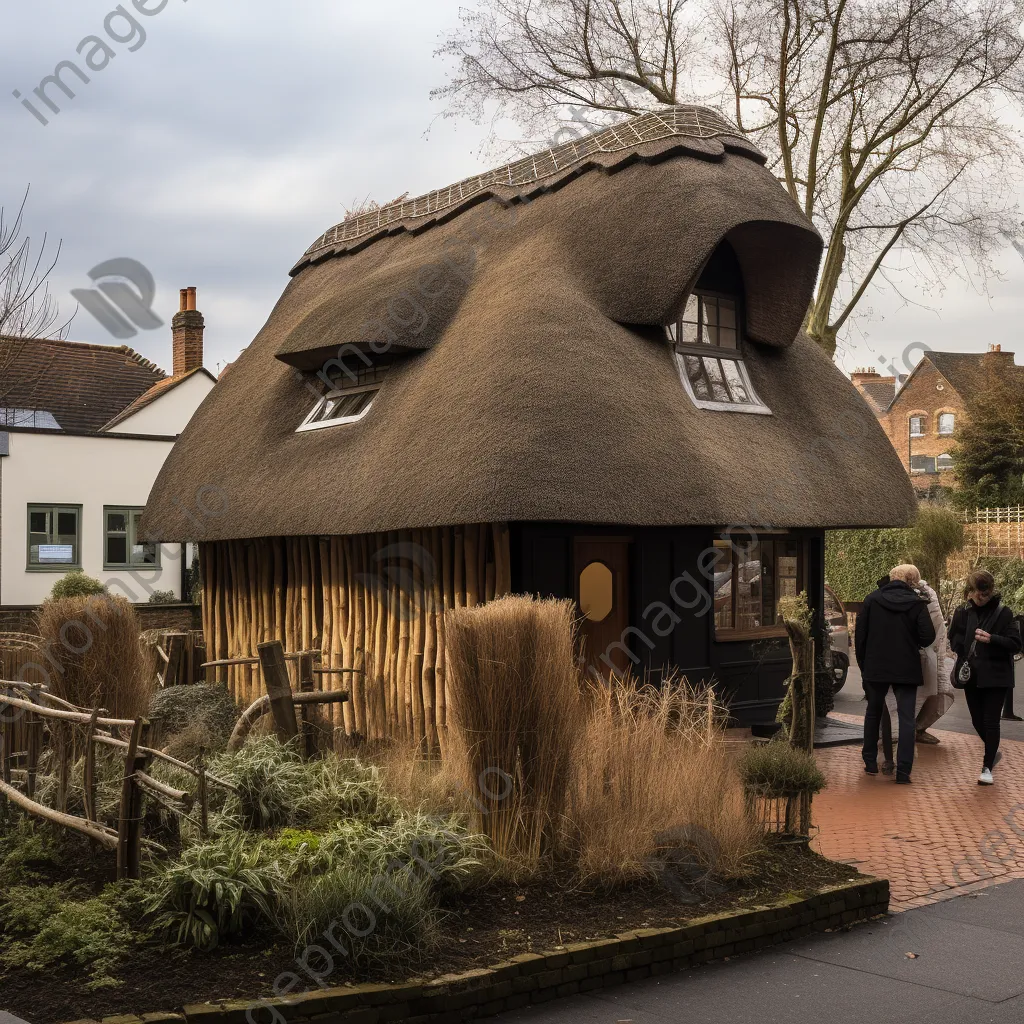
[142,105,916,542]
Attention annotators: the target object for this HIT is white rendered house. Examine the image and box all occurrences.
[0,288,216,607]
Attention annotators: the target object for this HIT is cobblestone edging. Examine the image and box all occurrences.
[67,877,888,1024]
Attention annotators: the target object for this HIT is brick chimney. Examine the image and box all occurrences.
[171,286,204,377]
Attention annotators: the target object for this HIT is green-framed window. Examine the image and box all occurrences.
[104,507,160,569]
[27,504,82,569]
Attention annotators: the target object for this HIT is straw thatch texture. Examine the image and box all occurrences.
[142,106,916,545]
[199,524,511,752]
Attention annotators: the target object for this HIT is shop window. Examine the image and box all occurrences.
[712,534,803,638]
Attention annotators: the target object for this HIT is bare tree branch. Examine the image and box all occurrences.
[434,0,1024,357]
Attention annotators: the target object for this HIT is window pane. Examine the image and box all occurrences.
[736,542,762,631]
[703,298,718,327]
[29,510,49,534]
[717,327,737,350]
[107,536,128,565]
[684,355,711,400]
[703,358,730,402]
[713,541,733,630]
[107,511,127,533]
[679,320,699,345]
[701,320,717,346]
[720,359,751,403]
[760,540,775,627]
[132,542,159,566]
[718,300,736,329]
[682,294,699,322]
[776,543,799,622]
[57,511,77,536]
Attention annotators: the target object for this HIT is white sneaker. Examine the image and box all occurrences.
[979,768,994,785]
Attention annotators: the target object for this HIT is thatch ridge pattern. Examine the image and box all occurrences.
[298,106,760,266]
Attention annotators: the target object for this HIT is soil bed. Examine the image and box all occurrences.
[1,844,860,1024]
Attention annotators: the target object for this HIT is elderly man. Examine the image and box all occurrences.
[855,564,937,784]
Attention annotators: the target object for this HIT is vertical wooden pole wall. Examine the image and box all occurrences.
[199,523,510,752]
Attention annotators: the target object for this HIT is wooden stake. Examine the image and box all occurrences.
[258,641,299,742]
[117,718,149,881]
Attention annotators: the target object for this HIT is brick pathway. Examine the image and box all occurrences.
[811,720,1024,910]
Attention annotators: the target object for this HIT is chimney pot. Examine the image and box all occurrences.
[171,286,205,376]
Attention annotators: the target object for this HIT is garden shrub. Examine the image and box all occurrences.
[737,741,827,798]
[36,594,151,718]
[49,571,107,599]
[211,737,400,831]
[0,819,60,886]
[148,683,240,755]
[825,528,909,602]
[147,590,177,604]
[143,832,282,951]
[0,882,135,990]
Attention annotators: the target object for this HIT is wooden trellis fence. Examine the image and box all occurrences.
[0,642,350,878]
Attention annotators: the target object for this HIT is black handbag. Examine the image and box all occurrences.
[953,603,999,688]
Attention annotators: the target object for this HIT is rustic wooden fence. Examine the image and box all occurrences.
[0,641,350,878]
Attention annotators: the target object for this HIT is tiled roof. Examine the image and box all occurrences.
[859,379,896,413]
[923,350,1024,397]
[0,336,166,433]
[100,366,213,430]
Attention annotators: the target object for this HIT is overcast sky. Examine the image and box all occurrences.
[3,0,1023,380]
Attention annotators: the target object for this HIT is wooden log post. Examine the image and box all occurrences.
[117,718,151,881]
[83,708,100,824]
[257,641,299,743]
[25,687,42,801]
[196,746,209,838]
[779,595,816,753]
[298,652,315,760]
[163,633,186,689]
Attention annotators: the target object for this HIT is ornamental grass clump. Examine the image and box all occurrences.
[737,741,827,798]
[444,596,759,883]
[36,594,151,718]
[564,676,758,883]
[211,737,400,831]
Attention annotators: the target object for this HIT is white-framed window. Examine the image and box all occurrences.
[104,507,160,569]
[669,293,770,415]
[28,504,81,569]
[938,412,955,435]
[937,453,954,471]
[909,415,925,437]
[297,363,388,432]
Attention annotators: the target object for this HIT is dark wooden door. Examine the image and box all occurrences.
[574,538,631,676]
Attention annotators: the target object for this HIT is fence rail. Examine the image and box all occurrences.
[965,506,1024,524]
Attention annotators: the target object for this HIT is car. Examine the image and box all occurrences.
[824,584,850,692]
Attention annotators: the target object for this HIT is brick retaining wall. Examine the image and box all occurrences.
[0,603,200,636]
[65,876,888,1024]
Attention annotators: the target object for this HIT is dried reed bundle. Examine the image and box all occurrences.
[564,676,758,882]
[36,595,152,719]
[444,595,583,871]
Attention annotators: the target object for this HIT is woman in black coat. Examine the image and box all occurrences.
[948,570,1023,785]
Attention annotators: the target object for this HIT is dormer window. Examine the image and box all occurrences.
[669,292,769,414]
[297,360,389,432]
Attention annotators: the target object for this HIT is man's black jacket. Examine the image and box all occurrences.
[854,577,936,686]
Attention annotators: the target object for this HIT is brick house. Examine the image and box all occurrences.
[851,346,1022,495]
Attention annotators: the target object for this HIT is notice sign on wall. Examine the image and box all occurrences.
[38,544,74,563]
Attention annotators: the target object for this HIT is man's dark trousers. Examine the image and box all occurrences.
[863,681,917,773]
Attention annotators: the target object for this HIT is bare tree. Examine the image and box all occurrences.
[434,0,1024,357]
[0,187,68,406]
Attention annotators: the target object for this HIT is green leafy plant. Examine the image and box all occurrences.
[737,741,827,798]
[143,832,282,951]
[0,883,135,990]
[211,737,399,831]
[147,589,177,604]
[49,571,107,599]
[0,819,61,886]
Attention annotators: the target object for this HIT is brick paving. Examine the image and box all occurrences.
[812,718,1024,910]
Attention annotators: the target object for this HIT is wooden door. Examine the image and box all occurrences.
[574,538,631,676]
